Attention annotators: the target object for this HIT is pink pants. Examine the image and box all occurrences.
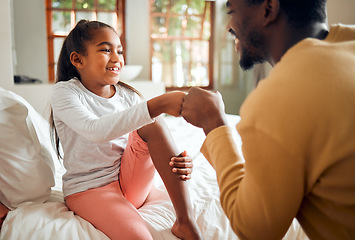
[0,203,9,230]
[65,131,155,240]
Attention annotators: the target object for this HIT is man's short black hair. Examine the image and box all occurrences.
[246,0,327,28]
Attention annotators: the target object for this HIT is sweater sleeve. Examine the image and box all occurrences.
[51,84,154,143]
[201,126,305,239]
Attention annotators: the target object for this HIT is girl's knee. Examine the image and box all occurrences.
[137,117,167,142]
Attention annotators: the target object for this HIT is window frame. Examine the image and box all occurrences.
[45,0,126,83]
[150,1,215,91]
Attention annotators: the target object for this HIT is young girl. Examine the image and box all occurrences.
[50,20,202,240]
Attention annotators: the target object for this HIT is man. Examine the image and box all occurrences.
[182,0,355,239]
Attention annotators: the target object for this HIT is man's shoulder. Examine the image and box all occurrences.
[283,24,355,64]
[326,24,355,42]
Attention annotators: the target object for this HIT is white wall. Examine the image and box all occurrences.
[125,0,151,80]
[327,0,355,25]
[0,0,54,118]
[0,0,13,91]
[12,0,48,83]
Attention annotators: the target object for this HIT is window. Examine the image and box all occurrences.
[45,0,125,82]
[150,0,215,90]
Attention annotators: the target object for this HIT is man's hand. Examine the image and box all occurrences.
[182,87,228,135]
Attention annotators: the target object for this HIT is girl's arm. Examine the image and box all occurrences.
[51,83,186,143]
[51,83,154,143]
[147,91,186,118]
[170,151,193,180]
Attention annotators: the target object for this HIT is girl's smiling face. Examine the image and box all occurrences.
[74,27,125,97]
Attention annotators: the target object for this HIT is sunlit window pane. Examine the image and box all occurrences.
[152,0,168,13]
[191,40,209,64]
[152,41,171,83]
[203,22,211,39]
[172,62,190,87]
[172,41,190,63]
[76,11,94,22]
[54,38,65,62]
[171,0,188,14]
[189,1,205,14]
[52,11,72,34]
[171,41,188,87]
[168,17,183,36]
[202,4,211,39]
[53,37,65,76]
[151,17,167,37]
[152,40,209,87]
[186,16,202,37]
[151,0,213,88]
[191,63,209,86]
[97,12,118,29]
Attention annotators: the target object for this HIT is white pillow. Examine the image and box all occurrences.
[0,87,55,210]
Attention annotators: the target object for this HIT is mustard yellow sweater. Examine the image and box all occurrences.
[201,24,355,240]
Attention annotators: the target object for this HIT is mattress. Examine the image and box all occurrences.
[0,114,308,240]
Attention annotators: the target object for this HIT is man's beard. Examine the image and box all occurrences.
[239,30,266,71]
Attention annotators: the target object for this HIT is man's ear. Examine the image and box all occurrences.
[70,52,84,68]
[262,0,280,27]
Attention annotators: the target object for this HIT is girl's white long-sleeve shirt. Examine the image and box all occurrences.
[50,79,154,197]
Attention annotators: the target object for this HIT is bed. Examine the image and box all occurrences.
[0,87,308,240]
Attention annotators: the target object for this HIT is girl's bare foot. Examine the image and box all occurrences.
[171,217,203,240]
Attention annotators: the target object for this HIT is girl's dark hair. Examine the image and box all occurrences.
[246,0,327,29]
[50,20,142,159]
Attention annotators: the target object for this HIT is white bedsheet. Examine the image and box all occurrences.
[0,115,308,240]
